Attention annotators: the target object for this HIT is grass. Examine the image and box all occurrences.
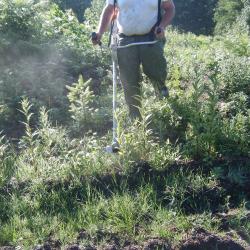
[1,139,250,249]
[0,27,250,249]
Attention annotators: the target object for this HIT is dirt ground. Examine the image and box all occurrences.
[1,227,249,250]
[67,226,250,250]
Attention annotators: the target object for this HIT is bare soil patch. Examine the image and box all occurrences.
[4,226,247,250]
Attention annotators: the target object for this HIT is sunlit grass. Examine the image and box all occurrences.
[0,17,250,250]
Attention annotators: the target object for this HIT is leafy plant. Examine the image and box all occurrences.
[210,166,224,179]
[227,166,246,186]
[152,140,180,170]
[116,98,157,163]
[38,106,69,160]
[66,75,98,134]
[0,131,9,172]
[184,66,205,159]
[19,98,39,170]
[203,69,221,157]
[220,112,250,156]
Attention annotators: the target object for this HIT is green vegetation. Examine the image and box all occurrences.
[0,0,250,249]
[49,0,91,23]
[172,0,218,35]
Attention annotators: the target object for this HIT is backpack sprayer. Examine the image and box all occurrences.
[92,9,162,153]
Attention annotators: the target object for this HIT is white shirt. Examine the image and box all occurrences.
[107,0,167,36]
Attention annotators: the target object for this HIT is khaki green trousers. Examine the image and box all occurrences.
[117,32,167,117]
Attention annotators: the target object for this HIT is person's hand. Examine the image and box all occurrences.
[92,32,102,45]
[155,26,164,40]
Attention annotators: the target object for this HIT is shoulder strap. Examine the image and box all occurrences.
[149,0,162,43]
[156,0,162,26]
[114,0,117,9]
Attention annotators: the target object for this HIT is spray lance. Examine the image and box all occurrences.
[92,7,120,152]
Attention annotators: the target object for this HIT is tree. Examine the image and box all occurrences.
[49,0,91,22]
[213,0,244,35]
[172,0,218,35]
[0,0,43,41]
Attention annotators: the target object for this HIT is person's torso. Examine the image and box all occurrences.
[116,0,159,36]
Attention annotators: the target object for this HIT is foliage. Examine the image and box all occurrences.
[0,0,44,41]
[0,0,110,128]
[0,0,250,248]
[0,131,9,172]
[213,0,245,35]
[172,0,218,35]
[49,0,91,23]
[184,67,205,159]
[66,75,98,134]
[19,99,39,169]
[172,0,250,36]
[239,0,250,28]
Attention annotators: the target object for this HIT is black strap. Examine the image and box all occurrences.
[156,0,162,26]
[149,0,162,45]
[151,0,162,30]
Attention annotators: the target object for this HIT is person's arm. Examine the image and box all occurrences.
[92,4,114,45]
[156,0,175,40]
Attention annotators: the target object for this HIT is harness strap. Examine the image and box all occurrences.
[149,0,162,45]
[157,0,162,26]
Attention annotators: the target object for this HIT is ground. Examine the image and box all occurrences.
[1,158,250,250]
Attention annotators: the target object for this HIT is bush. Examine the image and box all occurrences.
[0,0,109,128]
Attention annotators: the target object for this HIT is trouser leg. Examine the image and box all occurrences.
[117,36,141,117]
[140,35,168,98]
[117,33,168,118]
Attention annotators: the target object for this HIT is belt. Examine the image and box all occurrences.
[119,30,156,47]
[118,29,155,39]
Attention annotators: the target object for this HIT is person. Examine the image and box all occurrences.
[92,0,175,120]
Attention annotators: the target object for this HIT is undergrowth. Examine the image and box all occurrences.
[0,93,249,248]
[0,1,250,248]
